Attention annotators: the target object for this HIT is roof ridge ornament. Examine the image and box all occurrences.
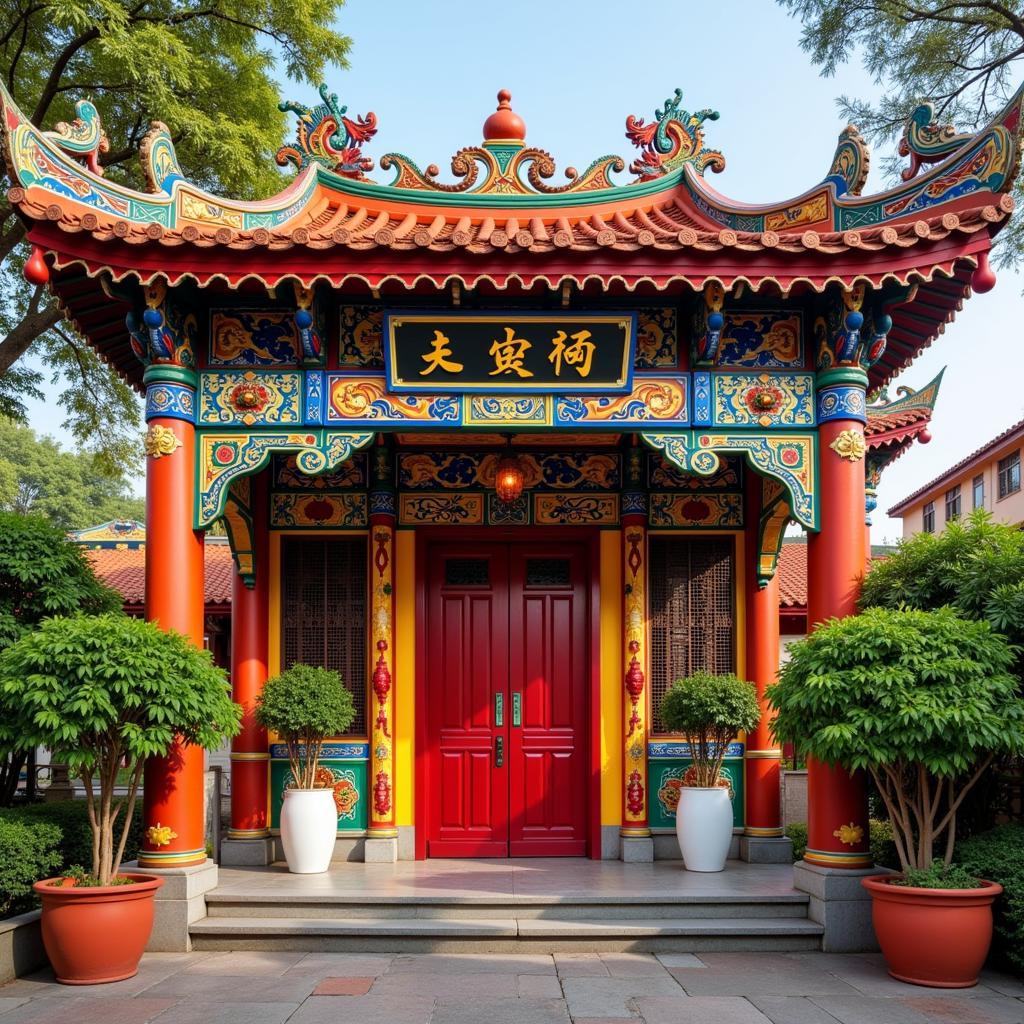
[825,124,870,196]
[45,98,109,176]
[276,83,378,178]
[625,88,725,181]
[899,100,972,180]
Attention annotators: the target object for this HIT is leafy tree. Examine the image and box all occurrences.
[0,0,352,472]
[769,607,1024,870]
[0,511,121,804]
[859,510,1024,659]
[779,1,1024,265]
[0,418,144,528]
[256,664,355,789]
[659,671,761,787]
[0,613,241,883]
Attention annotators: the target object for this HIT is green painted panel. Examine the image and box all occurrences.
[270,754,368,833]
[648,757,744,830]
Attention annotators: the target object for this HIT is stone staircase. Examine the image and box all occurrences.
[189,889,823,953]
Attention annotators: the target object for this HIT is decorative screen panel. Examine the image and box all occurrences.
[525,558,571,588]
[649,537,735,734]
[444,558,490,587]
[281,537,367,734]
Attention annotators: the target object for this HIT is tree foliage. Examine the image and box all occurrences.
[0,613,241,883]
[0,0,352,471]
[256,664,355,789]
[659,671,761,787]
[859,510,1024,656]
[769,606,1024,870]
[779,1,1024,266]
[0,418,144,528]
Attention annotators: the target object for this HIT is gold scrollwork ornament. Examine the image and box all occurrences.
[144,424,182,459]
[829,429,866,462]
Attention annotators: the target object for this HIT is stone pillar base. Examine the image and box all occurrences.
[620,836,654,863]
[364,837,399,863]
[219,837,275,867]
[740,835,794,864]
[793,859,890,953]
[124,858,218,953]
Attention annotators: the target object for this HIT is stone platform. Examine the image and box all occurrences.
[190,860,825,954]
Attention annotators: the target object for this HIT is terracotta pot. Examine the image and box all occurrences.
[33,873,164,985]
[862,874,1003,988]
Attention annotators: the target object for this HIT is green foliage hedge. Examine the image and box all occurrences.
[786,820,898,869]
[0,816,61,917]
[957,823,1024,974]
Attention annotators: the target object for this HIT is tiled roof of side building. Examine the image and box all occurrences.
[888,416,1024,516]
[84,541,234,607]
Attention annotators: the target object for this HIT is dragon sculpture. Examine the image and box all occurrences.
[625,88,725,181]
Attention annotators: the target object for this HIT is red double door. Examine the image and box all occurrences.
[425,541,589,857]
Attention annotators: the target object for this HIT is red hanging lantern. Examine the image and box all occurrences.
[494,439,524,503]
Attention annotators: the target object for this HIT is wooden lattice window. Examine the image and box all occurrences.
[649,537,736,735]
[281,537,367,735]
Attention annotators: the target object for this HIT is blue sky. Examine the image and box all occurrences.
[20,0,1024,541]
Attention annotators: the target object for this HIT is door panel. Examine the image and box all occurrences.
[425,540,588,857]
[426,544,509,856]
[508,545,588,855]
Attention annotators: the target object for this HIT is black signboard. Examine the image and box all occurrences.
[384,311,636,393]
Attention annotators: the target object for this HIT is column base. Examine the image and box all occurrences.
[793,859,893,953]
[124,858,218,953]
[620,836,654,863]
[364,837,398,863]
[740,835,793,864]
[219,837,275,867]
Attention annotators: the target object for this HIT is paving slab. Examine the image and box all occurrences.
[808,995,935,1024]
[980,973,1024,998]
[554,955,610,978]
[285,953,394,977]
[898,995,1024,1024]
[0,996,178,1024]
[669,965,859,997]
[517,974,564,999]
[286,992,435,1024]
[311,977,374,996]
[749,995,847,1024]
[561,975,683,1018]
[430,998,569,1024]
[370,970,519,998]
[138,971,317,1003]
[598,953,670,977]
[386,953,555,974]
[177,951,307,975]
[635,995,773,1023]
[150,1001,298,1024]
[654,953,707,969]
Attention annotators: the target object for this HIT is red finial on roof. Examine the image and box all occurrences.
[483,89,526,142]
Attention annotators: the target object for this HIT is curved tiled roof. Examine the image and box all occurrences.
[85,542,234,607]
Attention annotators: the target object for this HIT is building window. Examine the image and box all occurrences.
[998,450,1021,500]
[649,537,735,735]
[973,475,985,510]
[923,502,935,533]
[281,536,367,735]
[945,485,961,522]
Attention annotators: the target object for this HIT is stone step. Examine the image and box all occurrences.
[204,893,810,921]
[189,915,824,953]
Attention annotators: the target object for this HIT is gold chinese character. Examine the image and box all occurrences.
[549,329,596,378]
[488,327,533,378]
[419,330,463,376]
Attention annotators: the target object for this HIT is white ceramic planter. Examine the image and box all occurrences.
[675,785,733,872]
[280,788,337,874]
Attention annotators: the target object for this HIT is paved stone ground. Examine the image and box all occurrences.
[1,951,1022,1023]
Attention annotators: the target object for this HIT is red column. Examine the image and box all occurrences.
[140,405,208,868]
[229,471,270,838]
[744,475,782,836]
[805,368,871,869]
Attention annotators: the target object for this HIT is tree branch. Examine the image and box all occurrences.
[0,301,62,374]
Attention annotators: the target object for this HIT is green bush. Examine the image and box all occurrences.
[0,801,143,874]
[256,664,355,789]
[769,607,1024,870]
[957,823,1024,974]
[0,817,61,917]
[786,820,898,868]
[659,671,760,787]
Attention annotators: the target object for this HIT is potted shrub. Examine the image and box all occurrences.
[769,606,1024,988]
[0,612,240,985]
[255,664,355,874]
[660,671,760,872]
